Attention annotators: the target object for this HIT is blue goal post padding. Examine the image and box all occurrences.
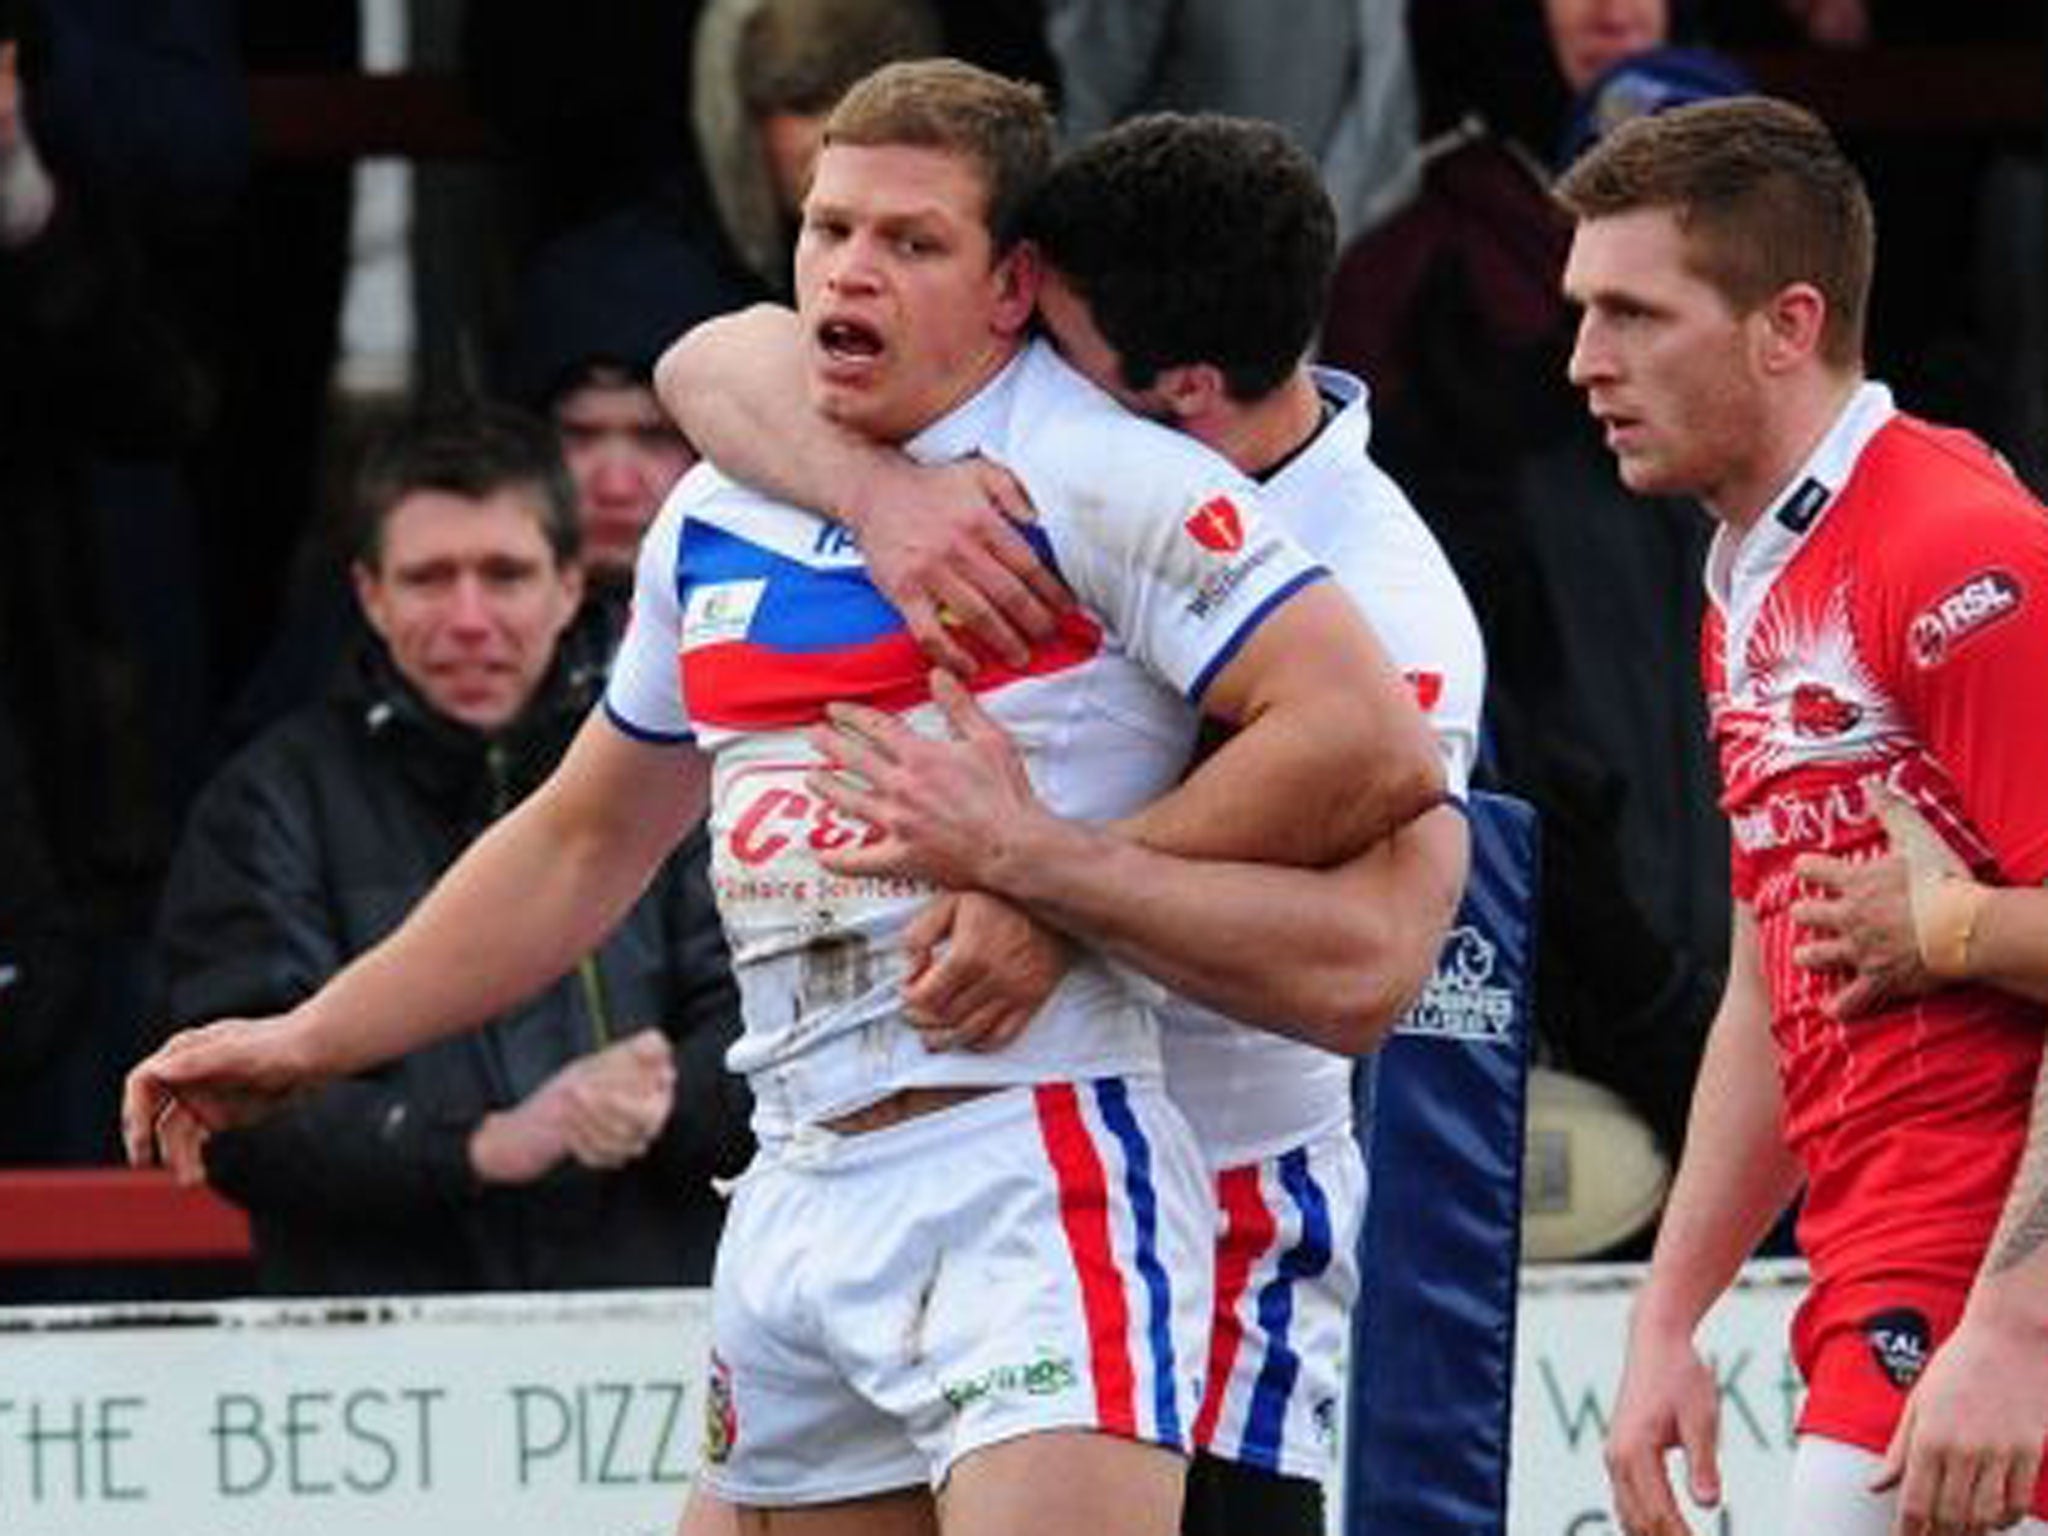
[1345,790,1537,1536]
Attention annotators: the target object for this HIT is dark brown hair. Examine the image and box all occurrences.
[1555,95,1873,369]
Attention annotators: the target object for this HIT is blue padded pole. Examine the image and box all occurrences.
[1345,791,1538,1536]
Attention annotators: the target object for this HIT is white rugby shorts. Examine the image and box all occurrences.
[700,1077,1213,1507]
[1191,1128,1365,1480]
[1789,1435,2048,1535]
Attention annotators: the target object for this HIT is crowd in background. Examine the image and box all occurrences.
[0,0,2042,1299]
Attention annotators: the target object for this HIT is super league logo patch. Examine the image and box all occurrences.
[1183,495,1245,555]
[1861,1307,1931,1391]
[1909,570,2023,669]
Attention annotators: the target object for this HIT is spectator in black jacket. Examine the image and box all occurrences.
[151,403,748,1295]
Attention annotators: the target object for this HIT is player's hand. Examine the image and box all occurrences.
[901,893,1069,1053]
[474,1029,676,1183]
[1604,1320,1723,1536]
[1875,1307,2048,1535]
[1789,850,1928,1018]
[841,455,1068,674]
[121,1014,327,1183]
[1790,792,1970,1018]
[809,669,1048,890]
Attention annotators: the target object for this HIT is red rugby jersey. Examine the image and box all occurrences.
[1704,384,2048,1295]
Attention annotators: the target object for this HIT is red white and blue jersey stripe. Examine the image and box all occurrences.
[1033,1078,1207,1450]
[1191,1129,1364,1477]
[606,341,1330,1142]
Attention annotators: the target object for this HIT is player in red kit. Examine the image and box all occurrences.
[1564,97,2048,1536]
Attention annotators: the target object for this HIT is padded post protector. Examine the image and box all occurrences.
[1345,791,1537,1536]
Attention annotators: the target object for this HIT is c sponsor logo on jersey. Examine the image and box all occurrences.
[1788,682,1862,739]
[1908,570,2023,669]
[1183,495,1245,555]
[1860,1307,1930,1391]
[726,781,883,866]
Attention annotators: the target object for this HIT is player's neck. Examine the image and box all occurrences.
[1205,369,1324,479]
[1713,369,1865,536]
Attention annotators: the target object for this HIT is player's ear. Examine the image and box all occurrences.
[1755,281,1827,376]
[1154,362,1228,425]
[991,239,1041,338]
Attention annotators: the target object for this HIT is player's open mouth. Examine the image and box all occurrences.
[818,318,884,362]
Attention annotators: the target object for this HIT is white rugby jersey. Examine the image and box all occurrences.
[606,340,1330,1142]
[1160,368,1486,1168]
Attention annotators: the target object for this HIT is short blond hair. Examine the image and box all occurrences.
[823,58,1052,249]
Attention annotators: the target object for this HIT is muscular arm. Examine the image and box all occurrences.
[280,718,705,1074]
[1632,904,1802,1334]
[124,717,707,1163]
[655,306,1062,669]
[1606,903,1803,1536]
[815,665,1456,1054]
[1120,578,1444,865]
[1874,905,2048,1532]
[1950,888,2048,1004]
[655,304,886,515]
[987,576,1451,1032]
[995,802,1466,1053]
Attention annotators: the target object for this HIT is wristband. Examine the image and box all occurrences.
[1917,876,1993,979]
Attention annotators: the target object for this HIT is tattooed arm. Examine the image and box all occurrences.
[1794,795,2048,1532]
[1870,1050,2048,1536]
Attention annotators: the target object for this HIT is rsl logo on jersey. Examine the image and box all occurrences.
[1908,569,2022,669]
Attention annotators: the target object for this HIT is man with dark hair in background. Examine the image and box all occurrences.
[152,402,747,1295]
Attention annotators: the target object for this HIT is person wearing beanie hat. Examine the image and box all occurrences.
[1557,43,1752,166]
[503,202,753,601]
